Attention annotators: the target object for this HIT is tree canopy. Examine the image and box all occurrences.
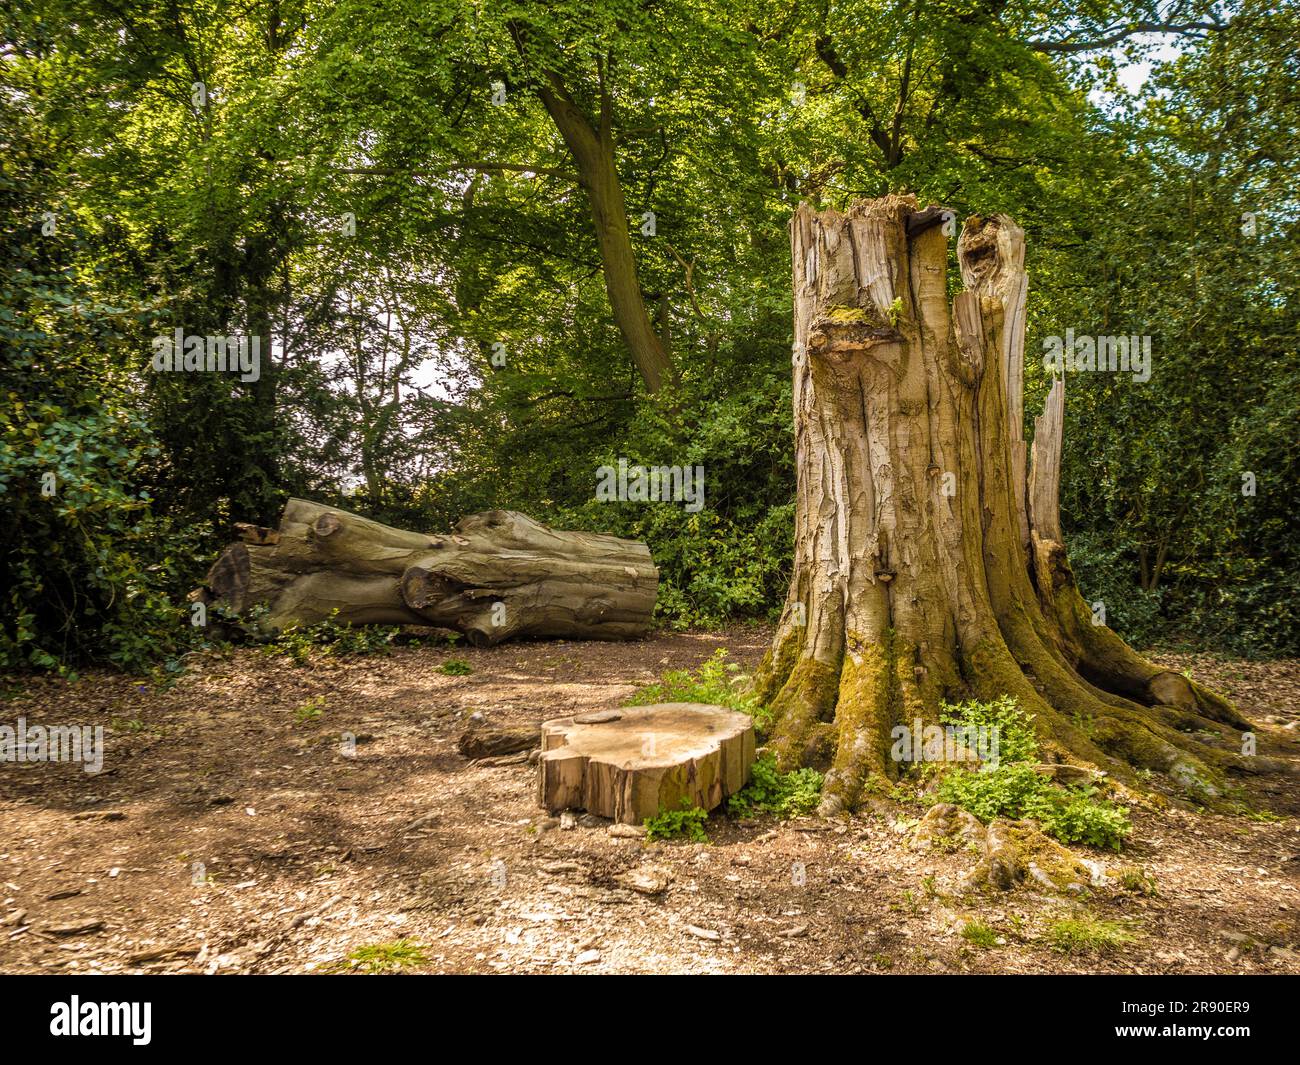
[3,0,1297,671]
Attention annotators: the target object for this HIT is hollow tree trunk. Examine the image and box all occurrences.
[203,499,658,645]
[751,196,1252,814]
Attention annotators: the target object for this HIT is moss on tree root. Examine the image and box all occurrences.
[753,617,1255,811]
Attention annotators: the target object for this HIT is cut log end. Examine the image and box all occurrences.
[207,542,250,610]
[537,703,756,824]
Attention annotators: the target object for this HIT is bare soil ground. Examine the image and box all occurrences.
[2,628,1298,975]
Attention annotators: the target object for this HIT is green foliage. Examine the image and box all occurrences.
[936,697,1131,850]
[939,695,1039,766]
[728,754,823,819]
[0,101,205,673]
[644,799,710,843]
[263,611,399,665]
[341,939,430,974]
[294,696,326,725]
[887,297,904,328]
[935,764,1131,851]
[1040,0,1300,659]
[1044,787,1134,851]
[438,658,473,676]
[629,649,771,730]
[960,920,1000,948]
[1045,916,1136,955]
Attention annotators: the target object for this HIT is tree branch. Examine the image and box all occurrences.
[337,163,578,182]
[1030,21,1220,54]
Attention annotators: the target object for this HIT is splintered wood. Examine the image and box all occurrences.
[537,704,755,824]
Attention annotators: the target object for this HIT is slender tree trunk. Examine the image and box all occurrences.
[535,77,673,393]
[752,196,1254,814]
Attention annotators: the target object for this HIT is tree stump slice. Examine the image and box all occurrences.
[537,703,756,824]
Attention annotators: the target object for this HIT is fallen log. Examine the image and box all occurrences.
[202,498,658,645]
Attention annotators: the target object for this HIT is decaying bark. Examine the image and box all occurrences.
[752,195,1255,814]
[203,498,658,645]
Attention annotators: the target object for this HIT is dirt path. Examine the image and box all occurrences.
[2,629,1298,974]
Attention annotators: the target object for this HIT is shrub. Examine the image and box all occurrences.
[630,648,772,732]
[935,764,1131,851]
[645,799,710,843]
[728,754,823,818]
[262,610,400,665]
[935,697,1131,850]
[939,694,1039,766]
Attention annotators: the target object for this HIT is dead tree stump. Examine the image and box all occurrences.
[537,704,756,824]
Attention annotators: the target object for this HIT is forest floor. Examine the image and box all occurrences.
[2,627,1299,975]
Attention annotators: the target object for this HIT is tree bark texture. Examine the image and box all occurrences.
[751,196,1252,814]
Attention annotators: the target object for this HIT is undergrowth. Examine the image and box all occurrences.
[728,754,823,818]
[630,649,773,733]
[645,799,710,843]
[934,697,1132,851]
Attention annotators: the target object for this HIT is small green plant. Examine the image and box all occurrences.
[294,696,326,725]
[342,939,430,973]
[935,764,1131,850]
[1118,868,1159,896]
[939,694,1039,765]
[1045,915,1136,954]
[935,696,1130,850]
[1046,787,1132,850]
[265,610,399,664]
[960,920,999,948]
[887,296,904,327]
[728,754,823,818]
[438,658,473,676]
[645,798,710,843]
[630,649,773,732]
